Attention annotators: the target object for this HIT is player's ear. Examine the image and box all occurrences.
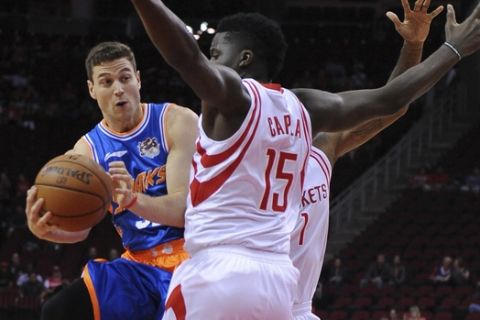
[87,80,97,100]
[239,50,253,67]
[136,70,141,90]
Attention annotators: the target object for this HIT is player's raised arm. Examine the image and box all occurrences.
[316,0,444,163]
[130,0,250,116]
[295,3,480,134]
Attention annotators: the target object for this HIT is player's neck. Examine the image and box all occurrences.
[104,103,144,134]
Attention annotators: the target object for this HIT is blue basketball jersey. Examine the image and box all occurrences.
[83,103,184,251]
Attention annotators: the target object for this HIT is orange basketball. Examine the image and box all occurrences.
[34,154,112,232]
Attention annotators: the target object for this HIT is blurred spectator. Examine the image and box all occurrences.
[409,168,429,190]
[108,248,119,261]
[427,167,449,190]
[452,257,470,285]
[389,308,400,320]
[87,246,98,260]
[327,257,348,287]
[15,173,30,198]
[462,167,480,193]
[391,254,406,286]
[403,305,426,320]
[430,256,452,284]
[8,252,23,278]
[0,261,14,289]
[350,62,368,89]
[19,272,45,298]
[360,253,392,288]
[16,263,42,287]
[468,281,480,313]
[44,265,63,290]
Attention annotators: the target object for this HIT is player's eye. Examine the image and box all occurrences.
[99,79,112,86]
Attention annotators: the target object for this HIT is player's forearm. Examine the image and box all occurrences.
[377,44,458,111]
[335,106,408,158]
[388,41,424,81]
[129,192,186,228]
[335,41,423,155]
[130,0,201,70]
[38,229,90,244]
[339,44,458,123]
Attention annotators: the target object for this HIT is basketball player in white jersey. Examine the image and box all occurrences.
[131,0,480,318]
[291,1,443,318]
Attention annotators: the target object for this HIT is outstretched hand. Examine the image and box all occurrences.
[387,0,444,44]
[109,161,136,208]
[445,3,480,58]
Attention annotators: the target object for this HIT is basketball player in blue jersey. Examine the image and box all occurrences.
[130,0,480,318]
[25,41,198,320]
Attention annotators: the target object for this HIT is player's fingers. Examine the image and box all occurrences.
[429,5,444,19]
[386,12,402,28]
[110,173,132,181]
[108,161,127,169]
[400,0,411,13]
[108,167,129,174]
[414,0,423,11]
[111,174,134,190]
[29,198,45,223]
[422,0,431,11]
[470,2,480,20]
[446,4,457,25]
[38,212,55,230]
[25,186,37,214]
[114,188,131,195]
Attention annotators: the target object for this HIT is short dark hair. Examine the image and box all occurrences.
[217,13,287,80]
[85,42,137,81]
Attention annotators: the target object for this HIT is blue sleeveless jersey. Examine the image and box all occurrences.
[83,103,184,251]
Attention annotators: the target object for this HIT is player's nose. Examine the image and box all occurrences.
[113,80,124,96]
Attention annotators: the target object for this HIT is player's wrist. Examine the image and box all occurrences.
[443,41,462,61]
[124,193,138,209]
[403,40,424,51]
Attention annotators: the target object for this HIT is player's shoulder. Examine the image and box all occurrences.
[67,137,94,160]
[163,103,198,124]
[160,103,199,147]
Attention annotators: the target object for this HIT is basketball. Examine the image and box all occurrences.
[34,154,112,232]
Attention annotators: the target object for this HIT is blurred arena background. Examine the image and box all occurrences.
[0,0,479,319]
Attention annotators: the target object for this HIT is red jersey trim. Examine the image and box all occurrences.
[310,151,331,187]
[298,98,312,189]
[190,81,262,206]
[262,83,284,93]
[197,84,261,168]
[311,148,332,184]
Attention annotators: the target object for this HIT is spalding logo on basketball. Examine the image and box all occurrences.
[35,154,112,232]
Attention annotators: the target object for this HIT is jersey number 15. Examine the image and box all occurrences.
[260,149,297,213]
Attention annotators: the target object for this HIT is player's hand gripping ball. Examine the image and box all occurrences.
[34,154,112,231]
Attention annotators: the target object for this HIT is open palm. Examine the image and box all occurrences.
[387,0,444,44]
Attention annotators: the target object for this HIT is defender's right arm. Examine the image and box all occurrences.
[25,139,92,243]
[130,0,250,116]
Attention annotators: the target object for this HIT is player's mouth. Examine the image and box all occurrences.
[115,101,128,107]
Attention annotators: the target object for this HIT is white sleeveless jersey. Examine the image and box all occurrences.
[290,146,332,307]
[184,79,312,255]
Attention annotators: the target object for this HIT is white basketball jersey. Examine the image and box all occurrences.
[290,146,331,306]
[184,79,312,255]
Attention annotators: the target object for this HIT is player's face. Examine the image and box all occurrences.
[209,32,243,70]
[88,58,141,124]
